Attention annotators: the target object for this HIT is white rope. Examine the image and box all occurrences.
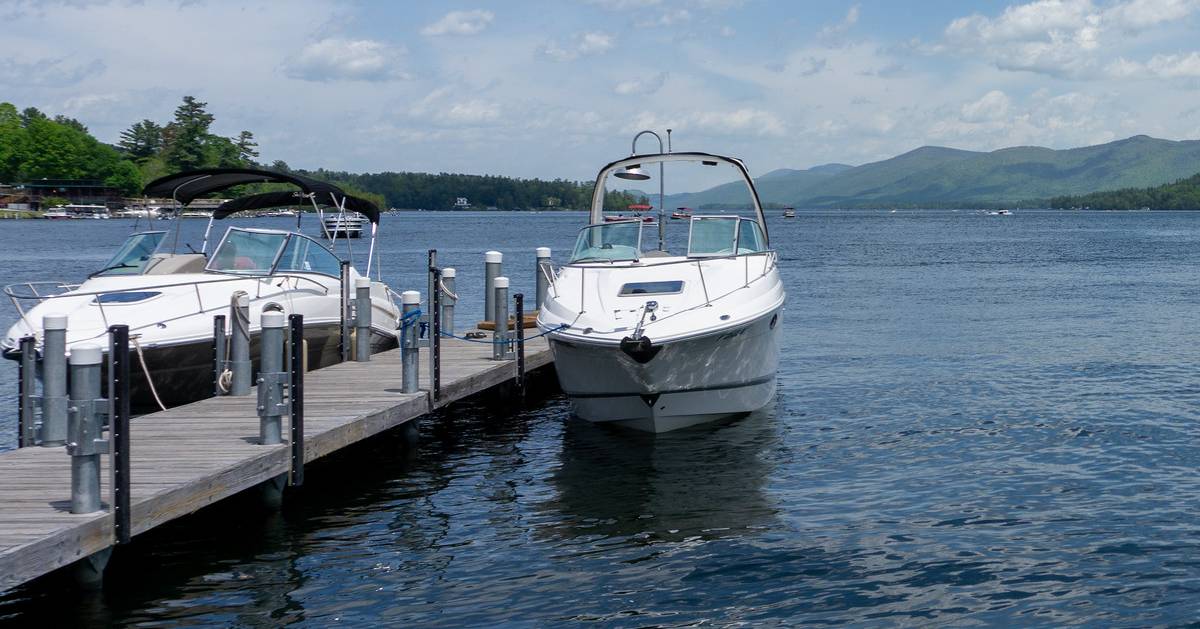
[131,335,167,411]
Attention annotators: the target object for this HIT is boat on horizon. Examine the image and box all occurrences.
[537,144,785,433]
[322,210,366,238]
[782,207,796,218]
[3,168,400,413]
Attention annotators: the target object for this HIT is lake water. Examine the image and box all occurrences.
[2,210,1200,626]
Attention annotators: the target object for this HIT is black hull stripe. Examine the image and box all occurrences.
[563,375,774,399]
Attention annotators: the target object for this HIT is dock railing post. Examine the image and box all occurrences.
[257,312,286,446]
[515,293,526,400]
[427,249,437,324]
[18,336,36,447]
[40,313,68,447]
[108,325,131,544]
[67,344,104,514]
[401,291,421,394]
[535,247,551,309]
[431,267,442,403]
[288,314,305,487]
[484,251,502,324]
[340,260,351,362]
[355,277,372,362]
[212,314,226,396]
[493,277,510,360]
[229,292,251,396]
[441,267,456,334]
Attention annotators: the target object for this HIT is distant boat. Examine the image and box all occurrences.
[42,208,71,219]
[671,207,693,220]
[265,209,298,217]
[782,207,796,218]
[322,211,366,238]
[987,209,1012,216]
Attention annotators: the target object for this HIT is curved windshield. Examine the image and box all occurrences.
[277,235,342,276]
[94,231,166,276]
[737,218,767,254]
[688,216,739,257]
[570,221,642,262]
[207,229,288,273]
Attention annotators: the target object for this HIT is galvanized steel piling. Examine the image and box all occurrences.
[257,311,286,446]
[493,277,510,360]
[17,336,35,447]
[441,267,457,333]
[535,247,551,309]
[484,250,502,323]
[401,291,421,394]
[67,345,103,514]
[40,314,68,447]
[355,277,372,362]
[212,314,226,396]
[229,292,251,396]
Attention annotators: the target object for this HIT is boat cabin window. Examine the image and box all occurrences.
[276,235,342,277]
[207,229,287,274]
[736,218,767,254]
[94,231,166,276]
[619,281,684,296]
[570,221,642,263]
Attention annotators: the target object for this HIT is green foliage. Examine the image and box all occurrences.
[163,96,216,172]
[1048,172,1200,210]
[41,196,69,208]
[118,119,163,161]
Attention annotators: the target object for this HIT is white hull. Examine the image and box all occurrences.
[548,308,781,432]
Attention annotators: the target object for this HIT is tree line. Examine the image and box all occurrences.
[1,96,644,211]
[1047,172,1200,210]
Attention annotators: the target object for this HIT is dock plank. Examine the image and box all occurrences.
[0,336,551,589]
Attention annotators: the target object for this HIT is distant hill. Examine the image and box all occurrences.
[1048,171,1200,210]
[673,135,1200,208]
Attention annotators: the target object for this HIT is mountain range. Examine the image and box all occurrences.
[666,135,1200,208]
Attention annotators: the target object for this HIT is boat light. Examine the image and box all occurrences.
[615,165,650,181]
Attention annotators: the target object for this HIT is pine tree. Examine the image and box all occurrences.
[162,96,214,171]
[118,119,164,161]
[235,130,258,162]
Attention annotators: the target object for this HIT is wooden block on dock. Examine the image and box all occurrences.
[476,313,539,330]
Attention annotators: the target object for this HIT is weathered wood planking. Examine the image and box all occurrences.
[0,336,551,590]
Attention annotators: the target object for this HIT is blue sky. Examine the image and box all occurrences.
[3,0,1200,192]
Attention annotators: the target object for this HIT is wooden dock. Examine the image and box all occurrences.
[0,336,552,590]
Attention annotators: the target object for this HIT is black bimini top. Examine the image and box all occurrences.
[143,168,346,206]
[213,190,381,224]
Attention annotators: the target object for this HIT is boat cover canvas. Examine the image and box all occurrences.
[213,190,381,223]
[143,168,346,205]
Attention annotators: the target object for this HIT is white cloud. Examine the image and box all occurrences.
[541,31,614,61]
[614,73,668,95]
[282,38,410,82]
[1107,51,1200,77]
[408,87,502,126]
[942,0,1200,77]
[632,108,786,137]
[0,56,105,87]
[635,8,691,28]
[421,9,494,37]
[818,4,860,39]
[961,90,1011,122]
[583,0,662,10]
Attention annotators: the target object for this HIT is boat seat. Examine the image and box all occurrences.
[642,250,673,258]
[143,253,207,275]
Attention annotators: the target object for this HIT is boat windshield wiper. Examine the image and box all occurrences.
[88,262,136,278]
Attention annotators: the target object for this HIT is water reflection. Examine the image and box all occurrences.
[544,408,782,544]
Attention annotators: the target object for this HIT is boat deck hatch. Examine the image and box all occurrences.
[619,281,684,296]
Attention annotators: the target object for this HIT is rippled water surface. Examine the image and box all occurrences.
[2,210,1200,626]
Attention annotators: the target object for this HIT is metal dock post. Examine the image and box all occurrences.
[212,314,226,396]
[229,292,251,396]
[355,277,372,362]
[515,293,526,399]
[340,260,351,362]
[493,277,510,360]
[401,291,421,394]
[288,314,305,487]
[257,312,286,446]
[67,345,104,514]
[535,247,551,309]
[17,336,36,447]
[40,314,68,446]
[484,250,502,324]
[108,324,131,544]
[441,267,456,334]
[431,267,442,402]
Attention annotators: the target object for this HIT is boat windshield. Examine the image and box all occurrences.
[94,231,167,276]
[570,221,642,262]
[687,217,768,257]
[276,234,342,277]
[207,229,289,274]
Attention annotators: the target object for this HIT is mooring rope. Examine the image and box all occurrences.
[438,323,568,345]
[131,335,168,411]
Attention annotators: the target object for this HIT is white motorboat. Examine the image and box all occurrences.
[322,211,365,238]
[3,168,400,412]
[537,145,785,433]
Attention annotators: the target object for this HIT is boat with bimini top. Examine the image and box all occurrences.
[537,134,785,433]
[2,168,401,412]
